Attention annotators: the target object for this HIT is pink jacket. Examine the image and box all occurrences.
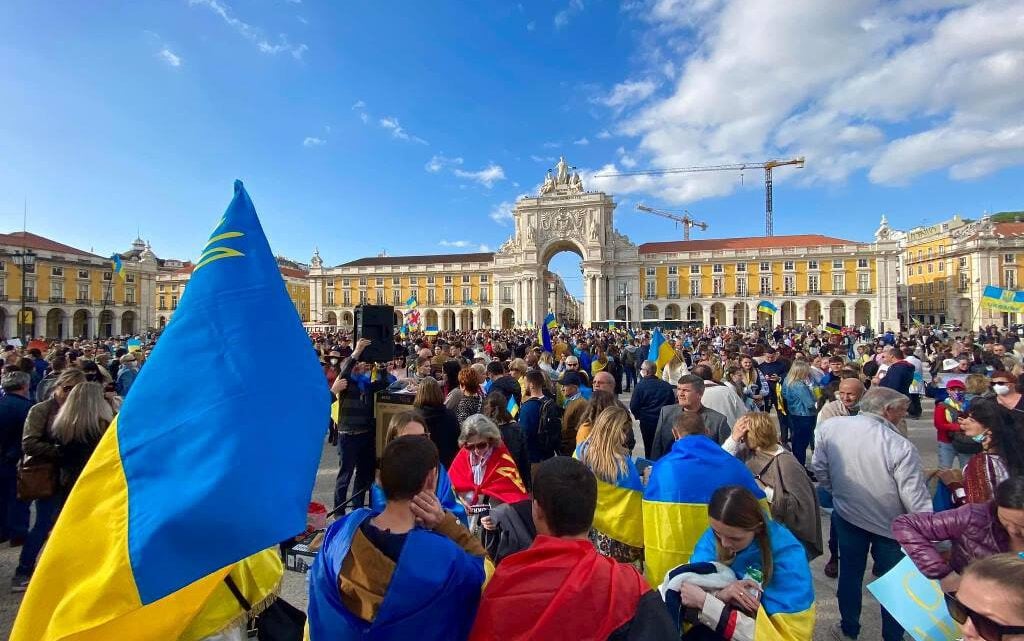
[892,502,1010,579]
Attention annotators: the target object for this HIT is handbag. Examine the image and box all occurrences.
[223,574,305,641]
[17,456,58,501]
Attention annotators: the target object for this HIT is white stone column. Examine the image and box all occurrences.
[701,304,711,328]
[527,277,535,325]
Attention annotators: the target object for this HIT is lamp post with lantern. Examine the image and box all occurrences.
[12,249,37,342]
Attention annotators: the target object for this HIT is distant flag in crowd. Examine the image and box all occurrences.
[608,320,617,330]
[11,181,331,640]
[824,322,842,335]
[981,285,1024,312]
[757,300,777,315]
[400,324,409,337]
[425,326,439,336]
[126,338,142,353]
[506,394,519,419]
[648,328,675,376]
[538,312,556,353]
[405,294,418,309]
[111,254,126,280]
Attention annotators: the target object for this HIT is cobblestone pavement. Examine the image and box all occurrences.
[0,393,940,640]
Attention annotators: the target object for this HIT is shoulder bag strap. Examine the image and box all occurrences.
[223,574,252,613]
[754,453,781,480]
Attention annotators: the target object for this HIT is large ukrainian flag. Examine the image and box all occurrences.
[12,181,331,641]
[642,436,766,587]
[575,442,644,548]
[648,328,675,379]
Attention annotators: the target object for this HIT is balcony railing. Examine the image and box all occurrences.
[667,293,680,299]
[499,298,514,304]
[76,298,91,305]
[124,301,138,307]
[857,288,875,294]
[158,306,168,311]
[23,295,37,303]
[49,296,65,304]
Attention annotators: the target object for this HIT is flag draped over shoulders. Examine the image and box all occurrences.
[307,509,484,641]
[575,442,644,549]
[648,328,675,378]
[642,436,765,587]
[369,464,468,527]
[12,181,331,641]
[449,444,529,505]
[691,520,815,640]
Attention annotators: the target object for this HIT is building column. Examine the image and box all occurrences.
[845,300,855,327]
[701,304,711,328]
[527,277,535,326]
[112,312,122,337]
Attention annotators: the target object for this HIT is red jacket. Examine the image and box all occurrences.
[933,402,961,444]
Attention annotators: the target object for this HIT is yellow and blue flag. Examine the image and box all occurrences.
[12,181,331,641]
[648,328,675,378]
[506,394,520,418]
[575,443,644,549]
[111,254,126,280]
[824,322,842,335]
[757,300,777,315]
[538,312,556,353]
[981,285,1024,312]
[691,519,815,639]
[405,294,418,309]
[642,436,766,587]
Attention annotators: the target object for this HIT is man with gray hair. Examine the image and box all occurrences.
[629,360,675,458]
[650,374,729,460]
[0,371,33,545]
[813,386,931,641]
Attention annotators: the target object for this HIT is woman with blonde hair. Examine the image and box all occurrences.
[726,412,823,558]
[573,389,618,445]
[781,360,818,466]
[51,382,113,495]
[576,406,643,564]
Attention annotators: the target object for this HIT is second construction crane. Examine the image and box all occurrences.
[599,157,804,236]
[636,204,708,241]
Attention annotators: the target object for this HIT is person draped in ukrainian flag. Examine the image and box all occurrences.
[643,411,766,587]
[369,409,468,527]
[308,436,486,641]
[659,485,815,641]
[448,414,529,528]
[575,405,644,566]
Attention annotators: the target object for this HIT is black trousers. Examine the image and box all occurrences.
[334,431,375,511]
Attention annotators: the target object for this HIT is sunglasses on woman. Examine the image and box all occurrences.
[945,592,1024,641]
[463,442,490,452]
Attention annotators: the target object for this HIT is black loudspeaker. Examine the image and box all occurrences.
[354,305,395,363]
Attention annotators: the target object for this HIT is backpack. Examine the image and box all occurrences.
[538,397,564,456]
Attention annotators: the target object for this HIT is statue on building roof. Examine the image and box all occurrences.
[310,247,323,269]
[540,171,555,196]
[555,156,569,185]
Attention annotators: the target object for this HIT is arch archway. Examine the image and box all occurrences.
[326,311,338,326]
[643,304,659,320]
[481,309,492,328]
[99,310,114,338]
[459,309,473,330]
[394,311,404,327]
[854,300,871,327]
[73,309,89,337]
[686,303,701,321]
[805,300,822,326]
[442,310,456,331]
[46,308,66,339]
[121,311,136,336]
[158,315,167,329]
[732,303,748,327]
[665,304,680,320]
[780,301,798,327]
[710,302,726,326]
[829,300,846,325]
[614,305,626,320]
[22,307,38,339]
[424,309,439,329]
[501,308,515,329]
[541,244,586,328]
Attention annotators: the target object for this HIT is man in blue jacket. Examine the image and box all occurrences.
[0,372,33,545]
[877,347,914,398]
[629,360,675,459]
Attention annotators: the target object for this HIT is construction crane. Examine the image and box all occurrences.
[636,203,708,241]
[598,157,805,237]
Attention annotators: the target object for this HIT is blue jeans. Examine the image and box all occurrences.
[937,441,972,470]
[788,414,816,467]
[817,487,838,559]
[624,365,637,391]
[834,513,905,641]
[17,497,57,577]
[334,432,375,511]
[0,473,29,540]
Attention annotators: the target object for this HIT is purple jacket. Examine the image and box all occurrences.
[892,502,1009,579]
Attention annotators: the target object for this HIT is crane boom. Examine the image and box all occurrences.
[636,203,708,241]
[598,157,804,236]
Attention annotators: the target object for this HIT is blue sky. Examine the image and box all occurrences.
[1,0,1022,296]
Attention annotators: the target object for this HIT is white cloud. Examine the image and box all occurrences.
[596,129,613,139]
[351,100,366,110]
[616,146,638,168]
[554,0,584,28]
[542,141,561,149]
[489,201,516,225]
[531,154,556,163]
[573,137,590,146]
[157,47,182,67]
[359,112,369,124]
[439,239,494,252]
[189,0,308,59]
[478,244,493,252]
[601,0,1024,203]
[454,163,506,187]
[303,136,325,147]
[597,79,656,109]
[425,154,464,173]
[378,116,428,145]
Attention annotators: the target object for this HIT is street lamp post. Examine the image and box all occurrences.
[621,283,631,329]
[12,249,37,342]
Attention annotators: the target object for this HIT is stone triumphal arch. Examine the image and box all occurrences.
[491,157,642,328]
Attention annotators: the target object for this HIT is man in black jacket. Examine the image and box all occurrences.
[0,372,33,544]
[629,360,675,459]
[877,346,915,397]
[332,338,393,511]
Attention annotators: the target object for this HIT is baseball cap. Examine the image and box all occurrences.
[559,372,583,386]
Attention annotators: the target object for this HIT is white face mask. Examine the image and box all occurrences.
[993,383,1012,396]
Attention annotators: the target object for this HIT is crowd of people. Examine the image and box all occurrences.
[4,321,1024,640]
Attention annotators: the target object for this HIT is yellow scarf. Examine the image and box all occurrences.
[180,548,284,641]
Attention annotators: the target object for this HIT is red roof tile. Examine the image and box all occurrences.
[638,234,860,254]
[0,231,101,258]
[339,252,495,267]
[994,222,1024,237]
[279,266,308,279]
